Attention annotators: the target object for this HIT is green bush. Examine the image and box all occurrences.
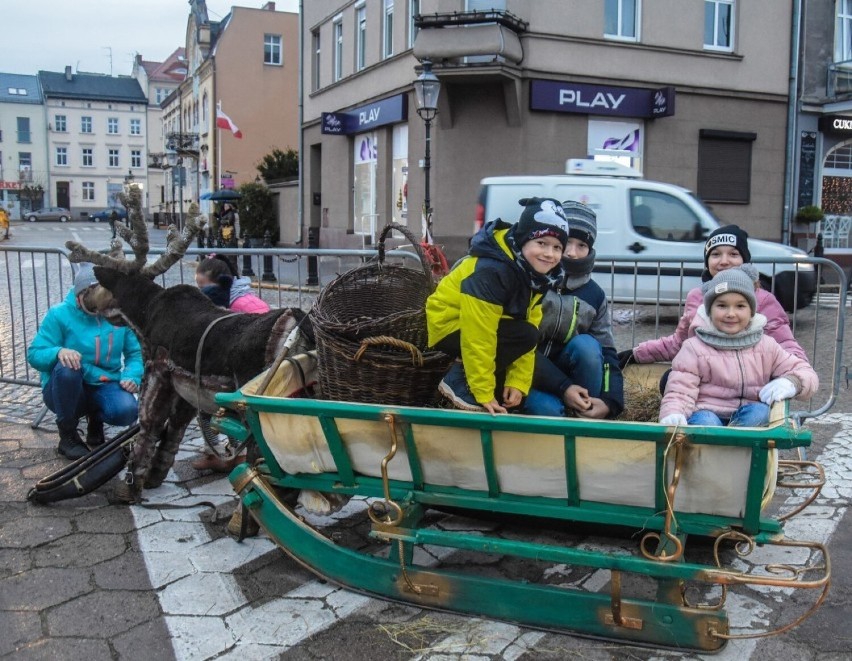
[795,205,824,224]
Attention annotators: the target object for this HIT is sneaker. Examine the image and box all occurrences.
[438,363,485,411]
[57,428,89,460]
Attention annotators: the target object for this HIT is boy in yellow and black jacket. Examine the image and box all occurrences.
[427,198,569,414]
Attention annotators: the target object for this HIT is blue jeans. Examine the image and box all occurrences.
[525,335,604,417]
[687,402,771,427]
[43,363,138,431]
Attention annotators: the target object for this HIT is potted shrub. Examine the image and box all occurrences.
[795,205,824,225]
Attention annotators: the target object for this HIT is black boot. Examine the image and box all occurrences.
[57,425,89,460]
[86,414,105,448]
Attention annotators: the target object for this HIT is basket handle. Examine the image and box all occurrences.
[377,223,433,285]
[353,335,425,367]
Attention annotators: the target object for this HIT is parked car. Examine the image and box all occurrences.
[26,207,71,223]
[89,207,127,223]
[476,159,816,312]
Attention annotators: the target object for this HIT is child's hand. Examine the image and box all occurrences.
[502,387,523,409]
[483,399,508,415]
[760,377,797,405]
[576,397,609,419]
[563,385,592,412]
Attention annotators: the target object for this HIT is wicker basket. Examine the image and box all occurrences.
[314,326,452,407]
[311,223,434,346]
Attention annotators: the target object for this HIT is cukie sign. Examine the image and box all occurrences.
[531,80,675,119]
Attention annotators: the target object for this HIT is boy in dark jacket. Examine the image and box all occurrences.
[525,201,624,418]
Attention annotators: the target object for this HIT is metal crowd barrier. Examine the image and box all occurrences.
[0,245,845,426]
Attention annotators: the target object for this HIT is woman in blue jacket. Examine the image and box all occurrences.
[27,264,143,460]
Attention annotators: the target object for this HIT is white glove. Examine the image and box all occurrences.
[760,377,797,405]
[660,414,688,427]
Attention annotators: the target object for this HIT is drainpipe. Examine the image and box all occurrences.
[782,0,802,246]
[297,0,304,245]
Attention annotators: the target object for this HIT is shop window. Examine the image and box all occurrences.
[697,129,755,204]
[353,132,378,236]
[392,124,408,226]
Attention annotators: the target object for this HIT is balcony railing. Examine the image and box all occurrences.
[166,132,199,155]
[413,10,528,66]
[827,60,852,98]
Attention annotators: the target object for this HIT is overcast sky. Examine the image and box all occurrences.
[4,0,298,77]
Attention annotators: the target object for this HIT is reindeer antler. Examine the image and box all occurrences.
[66,189,201,279]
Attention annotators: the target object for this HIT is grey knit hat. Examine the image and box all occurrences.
[73,263,98,295]
[513,197,570,249]
[703,267,756,314]
[560,200,597,248]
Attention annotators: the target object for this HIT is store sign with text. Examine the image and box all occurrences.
[531,80,675,119]
[818,115,852,134]
[322,94,409,135]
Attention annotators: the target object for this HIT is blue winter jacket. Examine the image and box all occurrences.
[27,289,144,388]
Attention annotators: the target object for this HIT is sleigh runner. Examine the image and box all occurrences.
[215,354,829,651]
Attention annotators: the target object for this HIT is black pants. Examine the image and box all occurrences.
[433,319,538,397]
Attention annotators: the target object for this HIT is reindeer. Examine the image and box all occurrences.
[66,189,313,503]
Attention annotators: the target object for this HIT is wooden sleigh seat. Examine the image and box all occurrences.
[215,352,829,651]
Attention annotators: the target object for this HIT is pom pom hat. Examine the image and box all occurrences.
[513,198,570,249]
[702,267,757,314]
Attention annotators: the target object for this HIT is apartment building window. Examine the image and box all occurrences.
[697,129,755,203]
[312,29,321,90]
[356,5,367,71]
[131,149,142,168]
[704,0,734,52]
[55,146,68,166]
[333,18,344,82]
[81,116,92,133]
[408,0,420,48]
[108,117,119,134]
[16,117,30,143]
[264,34,283,65]
[108,148,120,168]
[55,114,67,132]
[82,181,95,201]
[19,152,32,181]
[82,148,93,167]
[384,0,394,58]
[604,0,639,40]
[130,118,141,135]
[837,0,852,61]
[156,87,168,104]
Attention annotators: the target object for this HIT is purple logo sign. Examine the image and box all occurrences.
[530,80,675,119]
[321,94,409,135]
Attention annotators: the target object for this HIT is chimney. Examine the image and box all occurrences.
[262,2,275,10]
[64,65,73,81]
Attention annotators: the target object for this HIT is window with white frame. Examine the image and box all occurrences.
[156,87,168,104]
[81,116,92,133]
[312,29,321,90]
[131,149,142,168]
[384,0,394,58]
[264,34,282,65]
[108,117,119,134]
[108,149,120,167]
[333,18,344,82]
[55,146,68,166]
[704,0,734,52]
[82,181,95,201]
[356,5,367,71]
[54,114,66,132]
[604,0,639,40]
[837,0,852,62]
[408,0,420,48]
[17,117,30,143]
[130,118,141,135]
[82,148,93,167]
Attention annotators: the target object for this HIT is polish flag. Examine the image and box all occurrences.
[216,107,242,138]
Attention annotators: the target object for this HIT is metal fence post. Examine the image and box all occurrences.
[241,234,255,277]
[261,231,277,282]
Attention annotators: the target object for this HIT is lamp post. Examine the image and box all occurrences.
[412,59,441,242]
[166,152,184,230]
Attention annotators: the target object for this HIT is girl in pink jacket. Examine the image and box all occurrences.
[195,254,270,314]
[659,268,818,427]
[622,225,806,366]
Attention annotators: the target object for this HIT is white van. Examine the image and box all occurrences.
[476,160,815,311]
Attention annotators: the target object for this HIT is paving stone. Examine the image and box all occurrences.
[0,516,74,549]
[92,550,159,591]
[225,598,340,647]
[111,617,177,661]
[165,614,232,661]
[213,642,286,660]
[0,566,92,610]
[159,571,246,616]
[11,637,113,661]
[133,550,196,590]
[0,545,32,578]
[132,520,211,553]
[75,504,142,534]
[0,465,29,500]
[0,610,43,656]
[188,535,275,573]
[33,532,126,568]
[46,590,161,638]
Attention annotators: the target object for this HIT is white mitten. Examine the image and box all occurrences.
[760,377,797,405]
[660,414,688,426]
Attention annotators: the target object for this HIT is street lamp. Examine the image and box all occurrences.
[166,152,184,230]
[412,59,441,242]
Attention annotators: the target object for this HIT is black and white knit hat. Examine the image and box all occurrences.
[513,198,570,249]
[560,200,597,248]
[704,224,751,267]
[703,267,757,314]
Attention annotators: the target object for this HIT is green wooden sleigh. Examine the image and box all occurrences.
[215,352,829,652]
